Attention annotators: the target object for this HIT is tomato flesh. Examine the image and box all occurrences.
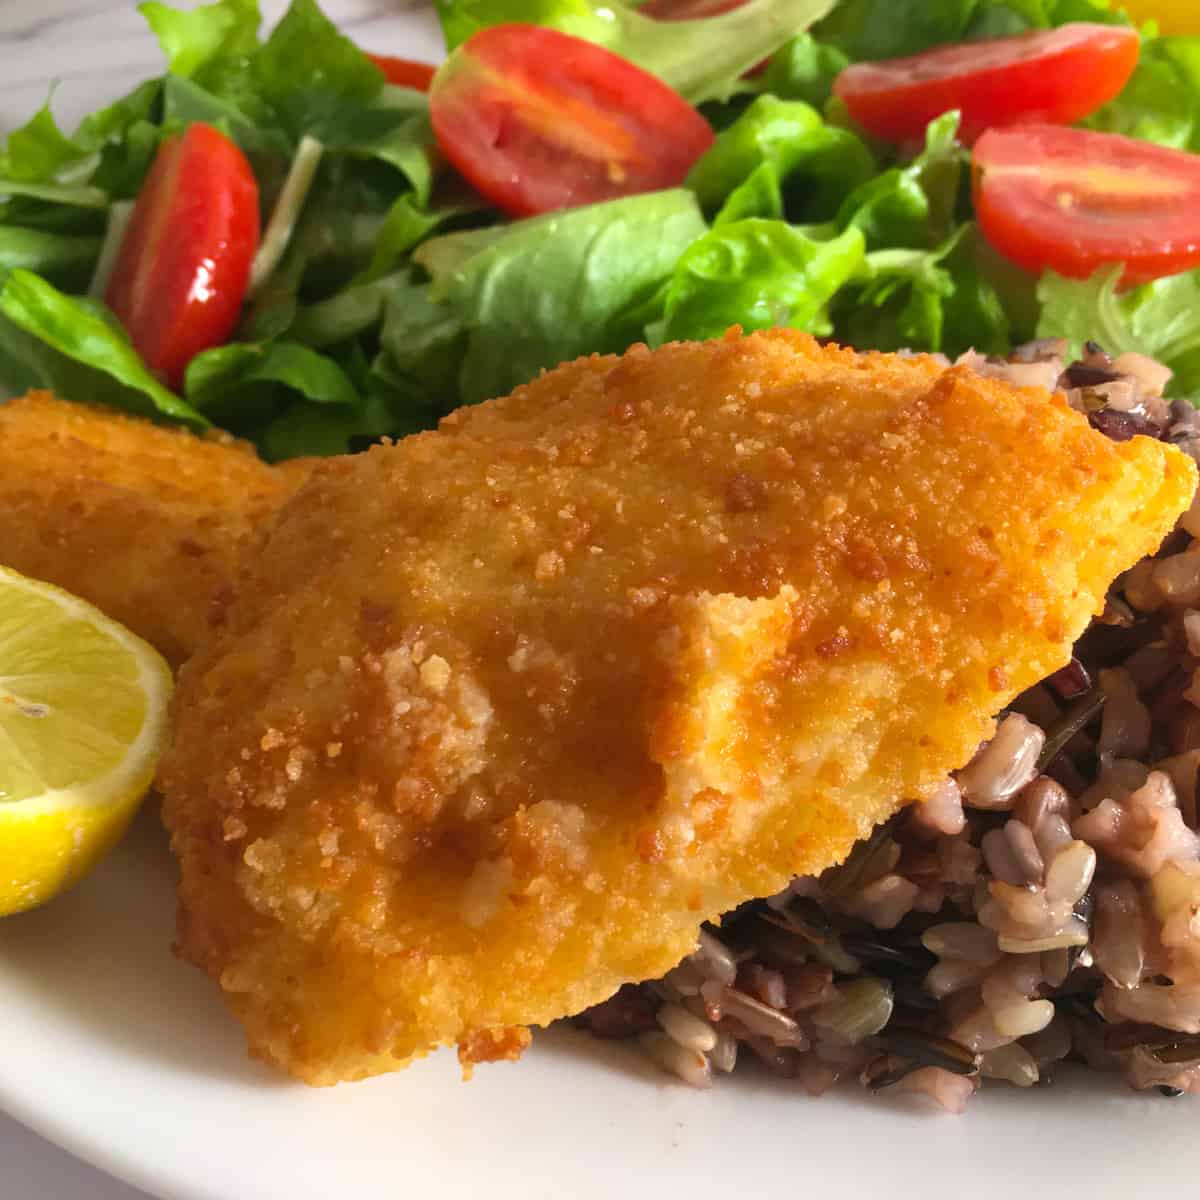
[429,24,715,217]
[366,54,437,92]
[974,124,1200,285]
[106,123,259,388]
[834,23,1140,145]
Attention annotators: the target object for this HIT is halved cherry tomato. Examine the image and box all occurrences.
[973,124,1200,286]
[834,23,1140,145]
[365,54,437,92]
[428,24,715,217]
[106,123,258,388]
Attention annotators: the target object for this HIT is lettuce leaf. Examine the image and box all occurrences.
[757,33,850,108]
[184,339,358,413]
[139,0,262,79]
[0,0,1171,466]
[812,0,1126,60]
[0,269,204,424]
[835,223,1010,356]
[812,0,977,61]
[713,162,785,225]
[659,220,865,342]
[434,0,839,105]
[0,227,103,291]
[1086,37,1200,150]
[250,0,384,139]
[1036,266,1200,396]
[687,95,876,219]
[420,189,709,403]
[837,111,966,249]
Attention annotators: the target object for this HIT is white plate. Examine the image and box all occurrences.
[1,804,1196,1200]
[0,4,1196,1197]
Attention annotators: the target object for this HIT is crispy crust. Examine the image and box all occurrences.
[0,392,306,665]
[159,329,1196,1084]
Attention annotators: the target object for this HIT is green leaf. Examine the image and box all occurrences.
[435,0,839,106]
[161,74,289,158]
[0,181,108,209]
[359,194,477,283]
[243,5,433,196]
[0,106,93,184]
[660,220,865,343]
[289,272,406,347]
[140,0,261,79]
[377,275,466,406]
[758,33,850,109]
[434,0,596,50]
[687,95,876,220]
[0,74,161,209]
[834,223,1009,356]
[812,0,977,60]
[89,120,170,202]
[416,188,708,404]
[257,384,397,460]
[812,0,1126,60]
[413,225,512,280]
[1040,0,1129,24]
[251,0,384,139]
[248,135,325,297]
[0,269,203,424]
[0,226,102,289]
[1036,266,1200,396]
[938,224,1013,357]
[184,339,359,416]
[838,111,966,249]
[1085,37,1200,151]
[324,104,435,204]
[688,96,821,211]
[74,78,164,153]
[241,155,411,341]
[713,162,785,226]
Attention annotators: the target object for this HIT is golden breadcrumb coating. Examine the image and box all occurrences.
[159,329,1196,1085]
[0,392,307,665]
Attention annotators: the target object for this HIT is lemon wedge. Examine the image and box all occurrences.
[0,567,172,916]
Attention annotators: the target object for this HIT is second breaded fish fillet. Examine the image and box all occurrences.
[0,392,308,666]
[160,329,1196,1085]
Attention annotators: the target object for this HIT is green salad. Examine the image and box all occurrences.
[0,0,1199,458]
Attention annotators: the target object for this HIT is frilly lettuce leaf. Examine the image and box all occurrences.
[1036,266,1200,397]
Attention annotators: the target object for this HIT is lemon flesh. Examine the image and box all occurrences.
[0,567,172,916]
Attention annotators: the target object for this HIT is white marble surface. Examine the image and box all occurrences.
[0,0,443,134]
[0,5,439,1195]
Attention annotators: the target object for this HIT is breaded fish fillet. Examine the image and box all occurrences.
[0,392,307,666]
[159,329,1196,1085]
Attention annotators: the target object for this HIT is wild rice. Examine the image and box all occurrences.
[656,1002,718,1053]
[578,340,1200,1109]
[638,1031,713,1088]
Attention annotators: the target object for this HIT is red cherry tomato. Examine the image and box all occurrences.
[106,123,259,388]
[428,24,715,217]
[834,23,1140,145]
[365,54,437,91]
[973,124,1200,286]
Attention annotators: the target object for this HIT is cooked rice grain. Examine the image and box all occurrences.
[579,341,1200,1109]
